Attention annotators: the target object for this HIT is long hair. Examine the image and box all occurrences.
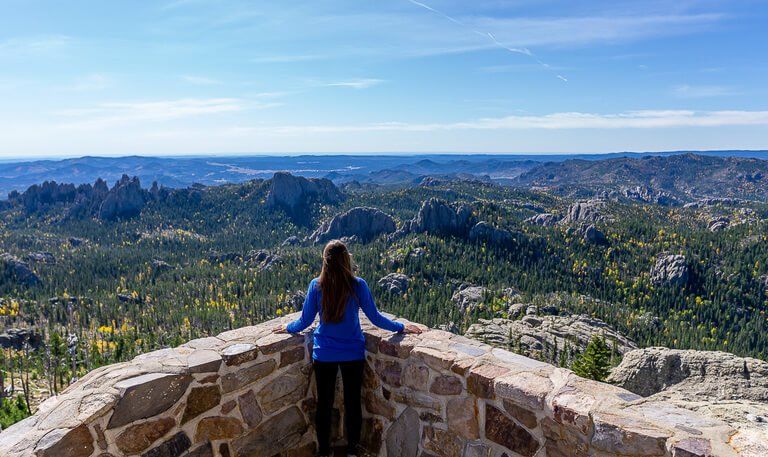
[318,240,357,323]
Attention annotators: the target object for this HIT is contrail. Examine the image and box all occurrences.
[405,0,567,82]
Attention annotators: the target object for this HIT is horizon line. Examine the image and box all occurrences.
[2,148,768,163]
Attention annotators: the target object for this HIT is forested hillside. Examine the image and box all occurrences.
[2,170,768,426]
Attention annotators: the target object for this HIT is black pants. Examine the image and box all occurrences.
[313,359,365,455]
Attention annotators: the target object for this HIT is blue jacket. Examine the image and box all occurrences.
[286,277,405,362]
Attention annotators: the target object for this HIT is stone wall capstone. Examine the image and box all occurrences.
[0,313,762,457]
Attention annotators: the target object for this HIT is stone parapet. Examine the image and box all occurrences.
[0,313,762,456]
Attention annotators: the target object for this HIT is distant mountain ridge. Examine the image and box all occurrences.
[3,150,768,200]
[517,153,768,200]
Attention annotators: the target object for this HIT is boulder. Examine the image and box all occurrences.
[1,253,40,287]
[281,290,307,311]
[401,198,475,237]
[207,250,280,271]
[468,222,517,248]
[308,207,396,244]
[524,213,560,227]
[281,236,301,247]
[378,273,410,294]
[98,175,148,221]
[247,250,280,271]
[560,200,605,225]
[465,314,636,365]
[265,172,343,222]
[0,328,43,350]
[151,259,173,272]
[68,237,86,247]
[583,224,608,245]
[25,252,55,264]
[708,216,730,232]
[451,286,488,314]
[608,347,768,435]
[650,254,689,286]
[622,186,675,205]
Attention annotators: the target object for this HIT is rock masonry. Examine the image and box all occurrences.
[0,314,763,457]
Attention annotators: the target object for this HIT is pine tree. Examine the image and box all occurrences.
[571,335,612,381]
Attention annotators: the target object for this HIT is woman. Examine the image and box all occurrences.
[274,239,421,457]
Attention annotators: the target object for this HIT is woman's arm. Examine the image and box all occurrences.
[359,279,406,333]
[285,281,319,333]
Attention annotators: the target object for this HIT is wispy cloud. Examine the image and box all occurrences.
[181,75,222,85]
[672,84,737,98]
[55,98,242,129]
[325,78,385,89]
[251,54,326,64]
[0,35,72,57]
[404,0,565,81]
[227,110,768,135]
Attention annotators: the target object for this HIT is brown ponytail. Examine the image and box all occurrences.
[318,240,357,323]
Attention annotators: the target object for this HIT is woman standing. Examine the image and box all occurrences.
[274,240,421,457]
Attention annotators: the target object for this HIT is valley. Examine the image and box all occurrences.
[2,153,768,436]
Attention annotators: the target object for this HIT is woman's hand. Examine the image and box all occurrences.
[273,325,289,334]
[402,323,423,335]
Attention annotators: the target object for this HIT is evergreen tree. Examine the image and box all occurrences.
[571,335,612,381]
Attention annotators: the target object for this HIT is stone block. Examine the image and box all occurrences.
[411,346,454,371]
[379,334,416,358]
[194,416,244,442]
[430,375,462,395]
[221,344,259,366]
[374,359,402,387]
[116,417,175,454]
[141,431,191,457]
[464,441,491,457]
[403,363,430,391]
[422,426,465,457]
[363,362,380,390]
[181,385,221,424]
[238,390,263,428]
[494,372,552,411]
[385,407,420,457]
[220,400,236,415]
[591,411,670,456]
[450,357,475,376]
[108,373,193,429]
[671,438,712,457]
[280,346,306,367]
[447,396,479,440]
[257,333,305,354]
[221,359,276,393]
[467,363,509,399]
[485,405,540,457]
[187,350,222,373]
[365,334,380,353]
[187,443,213,457]
[364,391,396,419]
[541,417,590,457]
[502,399,538,430]
[361,416,384,454]
[232,406,308,456]
[34,425,94,457]
[257,368,308,414]
[392,388,442,412]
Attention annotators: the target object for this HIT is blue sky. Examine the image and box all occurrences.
[0,0,767,157]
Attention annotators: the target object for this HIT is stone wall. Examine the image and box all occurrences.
[0,313,760,457]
